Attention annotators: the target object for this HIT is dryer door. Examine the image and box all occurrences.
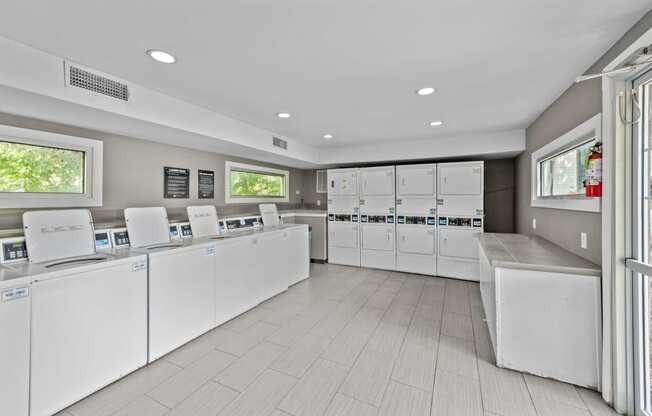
[328,170,358,196]
[361,225,394,251]
[361,167,395,197]
[398,226,435,255]
[397,166,435,197]
[328,223,359,249]
[438,228,480,260]
[438,164,483,196]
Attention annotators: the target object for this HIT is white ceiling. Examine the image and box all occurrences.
[0,0,649,148]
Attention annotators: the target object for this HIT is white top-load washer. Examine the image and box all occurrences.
[259,203,281,227]
[359,166,396,271]
[436,161,484,280]
[396,163,438,276]
[327,168,361,266]
[187,205,221,238]
[15,209,148,416]
[124,207,216,362]
[0,264,31,416]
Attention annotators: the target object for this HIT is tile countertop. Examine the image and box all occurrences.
[477,233,601,277]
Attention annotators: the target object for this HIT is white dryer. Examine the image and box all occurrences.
[395,164,438,275]
[359,166,395,271]
[437,161,484,216]
[327,168,361,266]
[17,209,148,416]
[124,207,216,363]
[437,216,483,281]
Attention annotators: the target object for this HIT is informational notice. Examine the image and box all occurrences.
[198,169,215,199]
[164,166,190,199]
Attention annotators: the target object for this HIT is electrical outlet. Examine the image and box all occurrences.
[532,218,536,229]
[295,190,301,195]
[580,232,588,249]
[316,200,321,206]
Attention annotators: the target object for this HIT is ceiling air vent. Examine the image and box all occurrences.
[67,64,129,101]
[272,136,288,150]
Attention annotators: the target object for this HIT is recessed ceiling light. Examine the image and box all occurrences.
[276,112,291,119]
[416,87,436,96]
[323,134,333,139]
[146,49,176,64]
[429,121,444,127]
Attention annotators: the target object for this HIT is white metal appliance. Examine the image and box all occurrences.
[259,203,281,226]
[359,166,396,270]
[94,229,113,250]
[395,164,438,275]
[437,216,483,280]
[286,224,310,285]
[436,161,484,280]
[187,205,220,237]
[327,168,361,266]
[124,207,216,362]
[0,265,31,416]
[19,209,148,416]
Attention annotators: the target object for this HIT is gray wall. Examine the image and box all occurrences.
[515,10,652,265]
[0,112,305,230]
[301,169,327,208]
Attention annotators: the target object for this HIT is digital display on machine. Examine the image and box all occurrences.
[113,231,130,247]
[243,217,258,227]
[226,219,242,230]
[387,215,394,224]
[427,217,436,225]
[328,214,334,222]
[180,224,193,236]
[438,217,448,226]
[219,221,226,231]
[334,214,352,222]
[169,226,179,238]
[352,214,358,222]
[360,215,368,223]
[446,217,473,227]
[368,215,386,224]
[405,216,426,225]
[2,240,27,262]
[397,216,405,224]
[473,218,483,228]
[94,232,111,250]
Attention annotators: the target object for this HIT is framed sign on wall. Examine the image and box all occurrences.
[164,167,190,199]
[198,170,215,199]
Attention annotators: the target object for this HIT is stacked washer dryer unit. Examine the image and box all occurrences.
[327,168,361,266]
[436,161,484,281]
[359,166,396,270]
[395,163,438,275]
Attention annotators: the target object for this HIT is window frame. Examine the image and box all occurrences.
[224,161,289,204]
[0,125,103,208]
[530,113,601,212]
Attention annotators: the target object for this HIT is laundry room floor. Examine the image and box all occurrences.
[58,264,615,416]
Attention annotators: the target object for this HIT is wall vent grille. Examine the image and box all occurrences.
[272,136,288,150]
[68,65,129,101]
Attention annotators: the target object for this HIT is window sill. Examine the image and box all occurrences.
[531,196,600,212]
[225,196,289,204]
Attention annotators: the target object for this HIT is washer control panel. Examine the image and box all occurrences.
[0,237,28,263]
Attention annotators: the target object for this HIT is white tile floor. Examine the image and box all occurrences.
[58,263,617,416]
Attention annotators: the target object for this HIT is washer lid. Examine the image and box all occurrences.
[23,209,96,263]
[187,205,219,238]
[124,207,171,248]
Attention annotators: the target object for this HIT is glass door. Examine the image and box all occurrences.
[630,69,652,416]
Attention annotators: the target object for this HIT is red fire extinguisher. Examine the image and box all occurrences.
[585,142,602,197]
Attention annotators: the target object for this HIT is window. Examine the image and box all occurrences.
[530,113,601,212]
[225,161,289,203]
[0,125,103,208]
[539,139,596,197]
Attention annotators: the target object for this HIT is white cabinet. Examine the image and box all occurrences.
[288,226,310,286]
[0,281,30,416]
[214,237,260,326]
[327,169,359,197]
[397,165,436,197]
[30,260,148,416]
[360,167,395,197]
[148,244,216,362]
